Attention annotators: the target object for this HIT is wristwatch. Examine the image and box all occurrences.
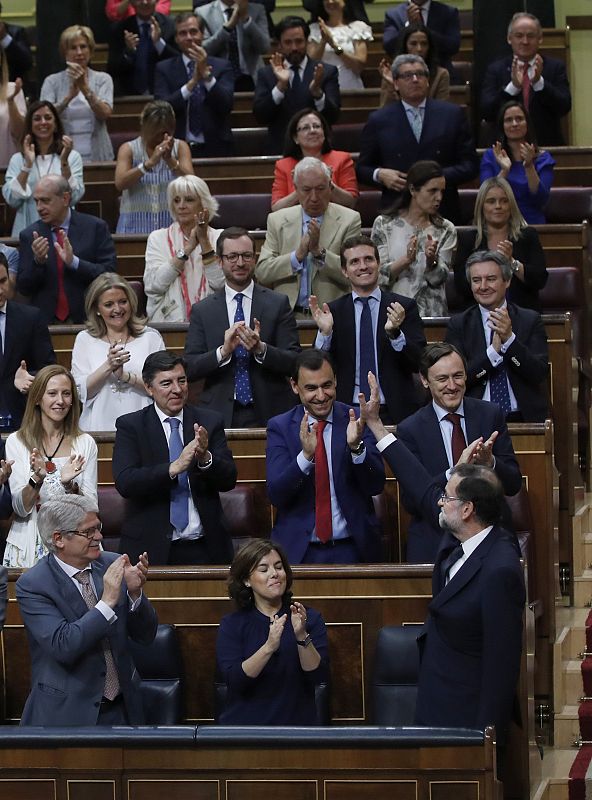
[175,249,190,261]
[350,441,365,456]
[311,248,326,263]
[334,46,344,55]
[511,258,521,274]
[296,634,313,647]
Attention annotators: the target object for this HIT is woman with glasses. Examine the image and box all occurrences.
[144,175,224,322]
[378,23,449,106]
[271,108,358,212]
[3,365,98,568]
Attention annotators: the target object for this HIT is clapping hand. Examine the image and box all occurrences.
[309,295,333,335]
[60,453,85,485]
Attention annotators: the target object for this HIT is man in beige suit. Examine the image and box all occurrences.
[256,157,361,314]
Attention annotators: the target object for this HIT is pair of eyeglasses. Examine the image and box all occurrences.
[297,123,323,133]
[396,70,429,80]
[63,522,103,540]
[221,252,255,264]
[439,493,463,504]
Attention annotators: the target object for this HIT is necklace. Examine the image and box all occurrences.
[42,432,65,473]
[34,153,57,179]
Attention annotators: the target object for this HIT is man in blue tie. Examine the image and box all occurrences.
[113,351,237,565]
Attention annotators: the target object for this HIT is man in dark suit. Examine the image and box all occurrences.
[0,2,33,83]
[267,348,385,564]
[108,0,177,95]
[16,495,158,726]
[154,12,234,157]
[17,175,117,325]
[396,341,522,562]
[355,54,478,222]
[445,250,549,422]
[383,0,460,74]
[361,375,525,762]
[253,15,340,153]
[184,226,300,428]
[113,351,237,566]
[310,234,425,424]
[480,12,571,146]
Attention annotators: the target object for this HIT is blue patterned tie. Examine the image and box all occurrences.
[187,60,205,137]
[356,296,376,400]
[489,328,512,415]
[233,293,253,406]
[410,108,422,141]
[224,7,241,76]
[291,63,302,92]
[133,21,151,94]
[167,417,189,531]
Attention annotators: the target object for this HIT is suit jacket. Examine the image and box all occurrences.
[253,58,340,153]
[3,23,33,83]
[255,202,361,307]
[0,301,56,429]
[383,0,460,71]
[200,1,270,82]
[445,303,549,422]
[184,284,300,427]
[0,440,11,521]
[266,402,386,563]
[154,54,235,156]
[355,99,478,223]
[113,403,237,565]
[108,12,177,95]
[480,55,571,147]
[17,211,117,324]
[16,551,158,726]
[0,565,6,632]
[396,397,522,562]
[326,290,426,423]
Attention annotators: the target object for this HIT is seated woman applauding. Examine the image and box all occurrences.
[3,365,97,568]
[216,540,329,725]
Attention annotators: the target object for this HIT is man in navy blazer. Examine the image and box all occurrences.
[113,351,237,566]
[445,250,549,422]
[267,349,385,564]
[17,176,116,325]
[253,16,340,153]
[355,55,477,222]
[16,495,158,726]
[310,234,425,425]
[480,12,571,146]
[361,377,524,753]
[154,12,234,156]
[383,0,460,73]
[0,2,33,83]
[396,342,522,562]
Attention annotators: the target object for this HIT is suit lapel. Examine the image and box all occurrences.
[430,528,498,609]
[319,204,341,252]
[250,285,264,328]
[147,404,170,461]
[424,405,450,471]
[329,404,346,486]
[48,554,89,620]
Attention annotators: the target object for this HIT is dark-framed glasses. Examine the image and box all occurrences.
[221,252,256,264]
[63,522,103,540]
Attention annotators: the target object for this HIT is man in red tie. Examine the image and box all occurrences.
[17,175,116,324]
[266,348,386,564]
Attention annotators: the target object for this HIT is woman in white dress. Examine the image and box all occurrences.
[307,0,373,90]
[71,273,165,432]
[40,25,113,162]
[371,160,457,318]
[3,365,97,568]
[2,100,84,236]
[144,174,224,322]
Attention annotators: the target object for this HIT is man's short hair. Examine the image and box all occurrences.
[175,11,205,32]
[419,342,467,379]
[216,226,255,257]
[507,12,542,38]
[276,15,310,40]
[37,495,99,553]
[465,249,512,282]
[391,54,428,78]
[291,348,335,383]
[340,234,379,269]
[0,251,9,280]
[449,464,504,527]
[142,351,187,386]
[39,174,70,197]
[293,156,332,186]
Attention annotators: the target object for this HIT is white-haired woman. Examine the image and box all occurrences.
[143,175,224,322]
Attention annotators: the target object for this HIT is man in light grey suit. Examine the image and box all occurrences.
[16,495,158,726]
[256,157,361,313]
[199,0,270,90]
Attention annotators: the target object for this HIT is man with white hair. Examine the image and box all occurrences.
[256,156,361,313]
[16,494,158,726]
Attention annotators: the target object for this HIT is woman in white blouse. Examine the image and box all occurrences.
[144,175,224,322]
[0,45,26,168]
[307,0,372,90]
[40,25,113,162]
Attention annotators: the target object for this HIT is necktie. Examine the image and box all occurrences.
[291,63,302,92]
[522,62,531,108]
[356,296,376,401]
[489,328,512,415]
[233,293,253,406]
[443,412,467,466]
[167,417,190,531]
[73,570,121,700]
[53,227,69,322]
[224,7,241,76]
[187,60,205,138]
[133,21,151,94]
[410,107,422,142]
[314,419,332,543]
[439,542,463,587]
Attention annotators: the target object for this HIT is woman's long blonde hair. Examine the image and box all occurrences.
[18,365,82,452]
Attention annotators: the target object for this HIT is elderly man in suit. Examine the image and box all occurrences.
[185,226,300,428]
[17,175,116,325]
[16,494,158,726]
[310,234,426,425]
[383,0,460,74]
[356,54,478,222]
[113,351,237,566]
[481,12,571,147]
[253,15,340,152]
[256,157,361,313]
[199,0,270,90]
[445,250,549,422]
[154,12,235,157]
